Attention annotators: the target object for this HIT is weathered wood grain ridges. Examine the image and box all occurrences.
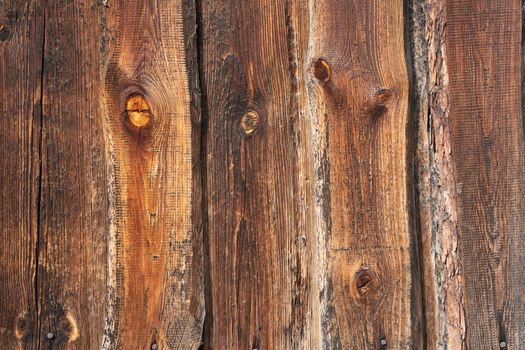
[200,0,316,348]
[445,0,525,348]
[36,1,109,348]
[0,1,43,348]
[102,0,203,348]
[307,0,423,348]
[2,0,525,349]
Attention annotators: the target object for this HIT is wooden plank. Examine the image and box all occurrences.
[0,1,43,348]
[445,0,525,348]
[102,0,204,348]
[307,0,423,348]
[36,1,109,348]
[200,0,317,348]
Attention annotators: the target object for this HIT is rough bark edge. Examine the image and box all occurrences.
[412,0,467,348]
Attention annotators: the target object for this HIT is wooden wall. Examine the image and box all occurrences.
[0,0,523,348]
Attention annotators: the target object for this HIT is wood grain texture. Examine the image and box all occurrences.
[3,1,525,349]
[200,0,317,348]
[445,0,525,348]
[0,1,43,348]
[102,0,204,348]
[307,0,423,348]
[37,1,109,348]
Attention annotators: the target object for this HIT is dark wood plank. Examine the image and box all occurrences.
[0,1,43,348]
[102,0,204,348]
[307,0,422,348]
[200,0,317,348]
[36,1,109,348]
[445,0,525,348]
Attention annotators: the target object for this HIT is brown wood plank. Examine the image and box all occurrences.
[306,0,422,348]
[445,0,525,348]
[0,1,43,348]
[102,0,204,348]
[200,0,317,348]
[36,1,109,348]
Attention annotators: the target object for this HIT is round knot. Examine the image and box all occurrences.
[0,26,11,41]
[312,58,331,83]
[366,87,395,119]
[14,315,30,338]
[240,111,259,136]
[350,266,379,301]
[125,94,152,129]
[58,313,79,342]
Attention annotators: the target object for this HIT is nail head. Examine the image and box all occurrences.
[380,338,387,346]
[47,332,54,339]
[500,342,506,348]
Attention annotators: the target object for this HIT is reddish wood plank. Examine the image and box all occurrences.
[307,0,422,348]
[445,0,525,348]
[102,0,204,348]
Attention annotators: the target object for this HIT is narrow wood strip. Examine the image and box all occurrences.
[445,0,525,348]
[0,1,43,348]
[201,0,315,347]
[36,1,109,348]
[307,0,422,347]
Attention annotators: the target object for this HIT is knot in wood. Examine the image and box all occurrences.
[0,26,11,41]
[351,266,379,300]
[125,94,152,129]
[58,313,79,341]
[14,314,30,338]
[374,88,394,105]
[312,58,331,82]
[366,87,395,119]
[241,111,259,135]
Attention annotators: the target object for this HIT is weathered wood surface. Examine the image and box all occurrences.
[415,0,525,349]
[102,0,204,348]
[200,0,316,348]
[0,1,43,348]
[1,0,525,349]
[1,0,204,349]
[413,0,467,347]
[36,1,108,348]
[445,0,525,348]
[307,0,422,348]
